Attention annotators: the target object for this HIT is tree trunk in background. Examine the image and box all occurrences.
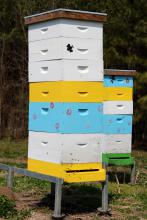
[0,0,146,147]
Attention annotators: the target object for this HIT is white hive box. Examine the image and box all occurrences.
[28,18,103,41]
[25,8,107,82]
[29,59,103,82]
[28,131,102,164]
[103,101,133,114]
[102,134,132,154]
[29,37,103,61]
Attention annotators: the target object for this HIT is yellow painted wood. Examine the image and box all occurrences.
[29,82,60,102]
[61,82,103,102]
[104,87,133,101]
[28,158,106,183]
[30,82,132,102]
[28,158,65,177]
[65,169,105,182]
[29,82,104,102]
[62,162,103,170]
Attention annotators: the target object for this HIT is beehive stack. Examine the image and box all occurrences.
[25,9,107,183]
[25,9,135,182]
[102,70,135,165]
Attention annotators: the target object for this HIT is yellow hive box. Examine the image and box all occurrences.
[30,82,133,102]
[29,81,104,102]
[104,87,133,101]
[28,158,106,183]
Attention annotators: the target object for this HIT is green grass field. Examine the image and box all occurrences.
[0,139,147,220]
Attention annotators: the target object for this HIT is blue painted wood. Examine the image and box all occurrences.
[29,102,62,133]
[103,114,132,134]
[29,102,103,133]
[62,102,103,133]
[104,76,133,87]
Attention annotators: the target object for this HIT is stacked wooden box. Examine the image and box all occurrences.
[102,70,134,165]
[26,9,107,183]
[25,9,135,182]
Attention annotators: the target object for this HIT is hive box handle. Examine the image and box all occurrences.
[78,92,88,96]
[41,91,49,96]
[78,109,88,115]
[115,140,123,143]
[117,93,124,96]
[41,141,48,145]
[77,66,89,73]
[117,104,124,109]
[77,26,88,32]
[77,48,88,54]
[41,108,49,115]
[41,27,48,33]
[41,49,48,55]
[117,79,123,82]
[77,143,88,148]
[41,67,48,74]
[116,118,123,123]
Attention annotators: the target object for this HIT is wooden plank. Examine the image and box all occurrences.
[28,158,105,182]
[24,9,107,25]
[104,69,136,76]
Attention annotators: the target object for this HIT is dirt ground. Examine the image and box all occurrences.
[0,139,146,220]
[0,186,132,220]
[0,186,112,220]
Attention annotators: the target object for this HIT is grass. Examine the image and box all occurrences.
[0,139,27,160]
[0,194,31,219]
[0,139,147,219]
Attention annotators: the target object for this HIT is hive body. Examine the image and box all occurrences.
[102,74,134,165]
[27,9,134,182]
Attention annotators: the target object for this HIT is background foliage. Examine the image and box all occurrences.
[0,0,146,146]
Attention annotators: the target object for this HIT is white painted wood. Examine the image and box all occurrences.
[28,132,62,164]
[63,59,103,81]
[29,59,103,82]
[102,134,132,154]
[28,19,103,42]
[61,134,102,163]
[28,131,102,164]
[103,101,133,114]
[29,37,103,62]
[29,60,62,82]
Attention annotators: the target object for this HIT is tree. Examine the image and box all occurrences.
[0,0,146,146]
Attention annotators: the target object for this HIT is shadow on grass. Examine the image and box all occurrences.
[39,183,102,214]
[38,171,133,214]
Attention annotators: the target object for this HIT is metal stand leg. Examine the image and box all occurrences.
[7,167,14,188]
[98,163,111,214]
[52,179,64,219]
[102,174,109,212]
[130,161,136,185]
[98,175,111,214]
